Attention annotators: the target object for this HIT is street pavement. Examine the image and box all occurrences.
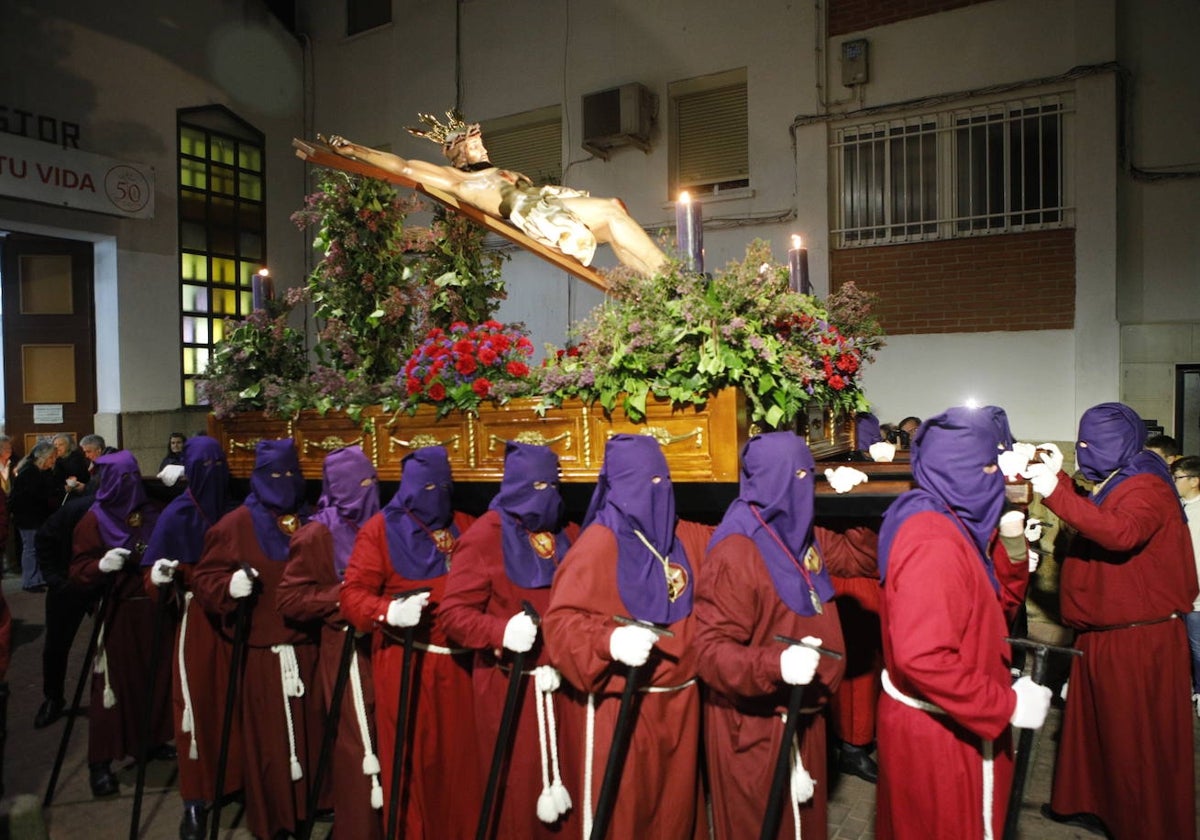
[0,577,1195,839]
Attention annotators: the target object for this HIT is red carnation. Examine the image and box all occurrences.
[405,376,421,395]
[828,374,846,390]
[478,347,499,366]
[428,382,447,401]
[472,378,492,397]
[456,355,477,375]
[506,361,530,377]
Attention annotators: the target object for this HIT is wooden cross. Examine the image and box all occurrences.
[293,137,610,293]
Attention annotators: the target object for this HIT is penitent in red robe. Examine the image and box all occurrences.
[277,521,383,840]
[70,510,174,766]
[339,510,479,840]
[1042,473,1198,840]
[149,563,242,803]
[191,506,323,840]
[439,511,581,840]
[695,533,846,840]
[876,511,1019,840]
[544,520,712,840]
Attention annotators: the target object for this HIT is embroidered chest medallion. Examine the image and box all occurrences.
[431,528,455,556]
[665,562,689,603]
[277,513,300,535]
[803,545,823,573]
[127,511,143,528]
[528,531,556,560]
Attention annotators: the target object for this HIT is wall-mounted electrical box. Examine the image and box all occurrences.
[841,38,869,86]
[581,82,654,160]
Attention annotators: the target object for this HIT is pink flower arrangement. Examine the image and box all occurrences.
[399,321,536,416]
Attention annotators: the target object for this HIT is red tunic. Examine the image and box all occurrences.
[1042,472,1198,840]
[277,520,383,840]
[70,510,174,765]
[190,506,323,840]
[439,511,581,840]
[820,523,882,747]
[544,520,712,840]
[151,563,242,803]
[876,511,1018,840]
[695,533,846,840]
[339,510,480,840]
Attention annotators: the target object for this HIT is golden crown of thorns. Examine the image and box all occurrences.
[407,110,481,150]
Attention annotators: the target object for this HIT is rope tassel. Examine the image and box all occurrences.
[272,644,306,781]
[349,647,384,809]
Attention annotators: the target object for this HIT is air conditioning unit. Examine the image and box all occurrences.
[581,83,654,160]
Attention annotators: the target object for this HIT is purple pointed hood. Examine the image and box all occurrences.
[856,413,883,452]
[244,439,306,561]
[489,441,570,589]
[710,432,834,616]
[878,406,1006,590]
[90,450,156,551]
[1076,402,1172,503]
[383,447,458,580]
[582,434,691,624]
[310,446,379,577]
[142,436,229,567]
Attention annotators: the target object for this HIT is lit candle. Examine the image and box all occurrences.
[252,268,273,311]
[675,192,704,274]
[788,235,810,295]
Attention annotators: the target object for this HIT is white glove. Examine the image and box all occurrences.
[999,510,1026,538]
[502,612,538,653]
[1009,676,1052,729]
[868,441,896,463]
[157,464,186,487]
[228,567,258,599]
[1035,442,1064,475]
[1028,550,1041,573]
[1022,462,1059,498]
[779,637,822,686]
[997,449,1028,480]
[151,558,179,586]
[608,624,658,667]
[98,548,131,573]
[385,591,430,628]
[1024,518,1044,543]
[824,466,868,494]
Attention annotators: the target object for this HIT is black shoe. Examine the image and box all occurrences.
[1040,804,1108,836]
[837,742,879,784]
[179,801,207,840]
[33,697,65,729]
[88,762,119,797]
[152,742,178,761]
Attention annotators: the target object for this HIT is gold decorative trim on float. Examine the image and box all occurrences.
[208,389,863,486]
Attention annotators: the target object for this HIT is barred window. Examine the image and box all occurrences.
[833,94,1071,246]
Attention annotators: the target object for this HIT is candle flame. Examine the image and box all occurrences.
[257,268,270,277]
[679,191,691,204]
[791,235,802,250]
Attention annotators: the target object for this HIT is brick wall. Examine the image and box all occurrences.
[830,229,1075,335]
[830,0,994,36]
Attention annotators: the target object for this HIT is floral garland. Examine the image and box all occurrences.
[398,320,536,416]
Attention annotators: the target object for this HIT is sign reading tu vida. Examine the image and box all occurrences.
[0,133,154,219]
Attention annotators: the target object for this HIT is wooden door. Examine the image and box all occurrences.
[1,233,97,458]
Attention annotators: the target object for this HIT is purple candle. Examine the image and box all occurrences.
[788,235,810,295]
[251,268,273,311]
[675,192,704,273]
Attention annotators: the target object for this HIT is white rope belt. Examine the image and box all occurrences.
[271,643,306,781]
[346,630,383,809]
[93,618,116,709]
[781,707,821,840]
[532,665,572,823]
[412,641,471,656]
[179,592,199,759]
[881,669,995,840]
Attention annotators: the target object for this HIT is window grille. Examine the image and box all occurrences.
[833,94,1071,246]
